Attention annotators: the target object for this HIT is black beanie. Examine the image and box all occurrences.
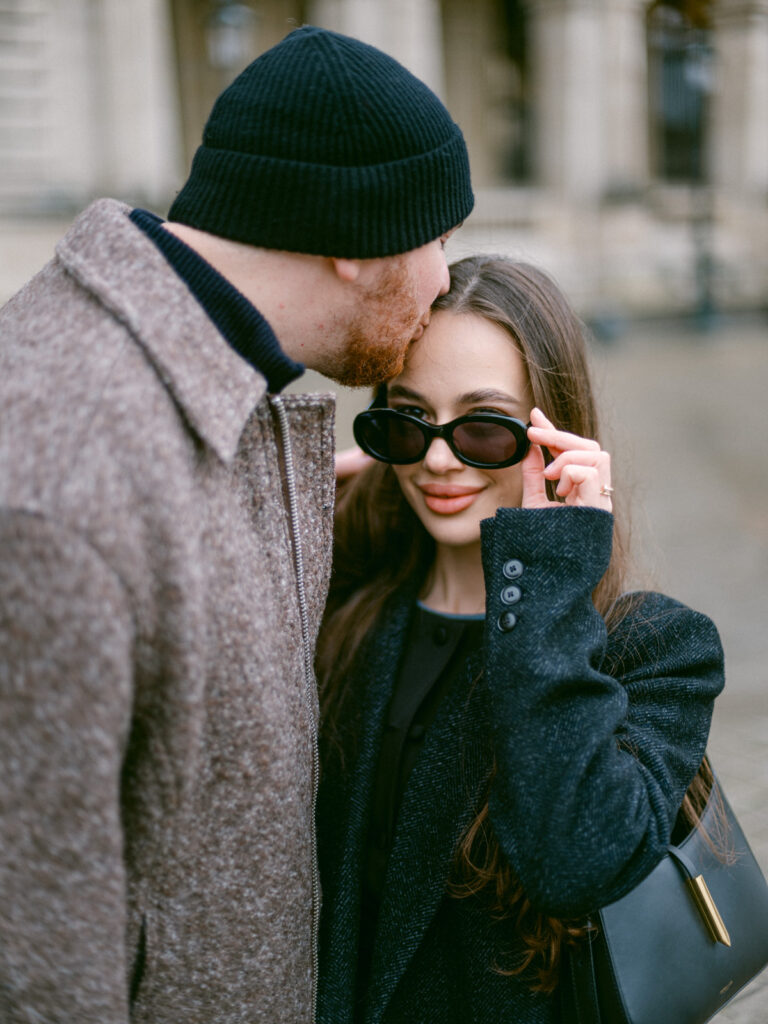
[168,26,473,258]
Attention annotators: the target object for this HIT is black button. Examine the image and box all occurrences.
[502,559,524,580]
[433,625,449,645]
[497,610,517,632]
[408,723,426,740]
[500,584,522,605]
[375,830,388,849]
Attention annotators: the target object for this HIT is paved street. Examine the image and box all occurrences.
[292,313,768,1021]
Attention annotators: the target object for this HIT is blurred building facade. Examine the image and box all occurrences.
[1,0,766,317]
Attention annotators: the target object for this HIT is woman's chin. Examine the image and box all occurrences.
[414,511,484,550]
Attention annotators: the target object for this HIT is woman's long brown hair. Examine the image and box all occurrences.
[317,255,711,992]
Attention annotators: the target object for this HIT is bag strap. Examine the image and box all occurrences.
[563,928,601,1024]
[666,841,698,879]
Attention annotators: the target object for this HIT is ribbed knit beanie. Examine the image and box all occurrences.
[168,25,473,258]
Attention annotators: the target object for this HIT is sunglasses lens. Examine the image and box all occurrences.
[451,420,524,466]
[355,409,528,467]
[354,411,426,463]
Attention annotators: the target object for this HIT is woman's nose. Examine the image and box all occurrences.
[423,437,463,473]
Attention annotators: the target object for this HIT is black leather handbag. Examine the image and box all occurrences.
[562,770,768,1024]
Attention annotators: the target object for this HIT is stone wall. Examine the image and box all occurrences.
[1,0,766,314]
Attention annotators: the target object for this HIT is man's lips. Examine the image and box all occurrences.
[411,315,431,341]
[417,483,485,515]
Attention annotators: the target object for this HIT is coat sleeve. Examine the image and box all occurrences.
[0,510,135,1023]
[480,506,724,919]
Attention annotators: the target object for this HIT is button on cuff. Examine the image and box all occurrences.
[502,558,524,580]
[497,610,518,632]
[500,584,522,605]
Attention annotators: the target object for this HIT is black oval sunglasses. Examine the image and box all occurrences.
[353,406,531,469]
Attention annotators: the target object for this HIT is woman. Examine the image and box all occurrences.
[316,256,724,1023]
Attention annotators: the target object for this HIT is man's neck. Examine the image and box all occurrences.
[162,222,331,367]
[131,210,303,391]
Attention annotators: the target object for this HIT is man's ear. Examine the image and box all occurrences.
[330,257,362,283]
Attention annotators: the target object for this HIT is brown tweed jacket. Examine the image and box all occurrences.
[0,199,336,1023]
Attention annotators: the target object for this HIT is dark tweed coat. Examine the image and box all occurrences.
[0,200,335,1023]
[317,507,724,1024]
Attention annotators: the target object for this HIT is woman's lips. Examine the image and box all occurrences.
[418,483,484,515]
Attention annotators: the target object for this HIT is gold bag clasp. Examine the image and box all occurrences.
[686,874,731,946]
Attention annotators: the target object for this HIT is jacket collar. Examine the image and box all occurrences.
[55,198,266,464]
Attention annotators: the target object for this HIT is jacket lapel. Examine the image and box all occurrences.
[365,653,492,1024]
[319,595,415,1021]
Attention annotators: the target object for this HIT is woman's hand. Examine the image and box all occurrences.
[335,445,374,483]
[521,407,613,512]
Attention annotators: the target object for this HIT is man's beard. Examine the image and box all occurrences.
[319,256,423,388]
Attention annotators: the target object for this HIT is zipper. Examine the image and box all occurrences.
[270,394,321,1022]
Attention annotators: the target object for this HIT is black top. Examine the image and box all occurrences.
[358,606,484,1006]
[129,208,304,393]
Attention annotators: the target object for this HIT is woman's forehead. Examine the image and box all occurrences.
[394,310,530,402]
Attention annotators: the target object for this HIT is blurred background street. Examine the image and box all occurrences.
[2,0,767,317]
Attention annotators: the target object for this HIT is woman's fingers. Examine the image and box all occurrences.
[543,448,611,481]
[520,443,556,508]
[555,461,612,509]
[527,406,600,455]
[526,408,612,511]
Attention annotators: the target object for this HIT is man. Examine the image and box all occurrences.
[0,25,472,1024]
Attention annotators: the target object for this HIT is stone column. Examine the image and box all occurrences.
[308,0,446,98]
[710,0,768,193]
[3,0,95,209]
[92,0,183,203]
[601,0,649,195]
[525,0,604,196]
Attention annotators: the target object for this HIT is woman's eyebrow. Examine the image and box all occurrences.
[387,384,425,402]
[388,386,522,406]
[459,388,523,407]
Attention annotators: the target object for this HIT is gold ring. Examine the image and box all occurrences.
[600,485,614,497]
